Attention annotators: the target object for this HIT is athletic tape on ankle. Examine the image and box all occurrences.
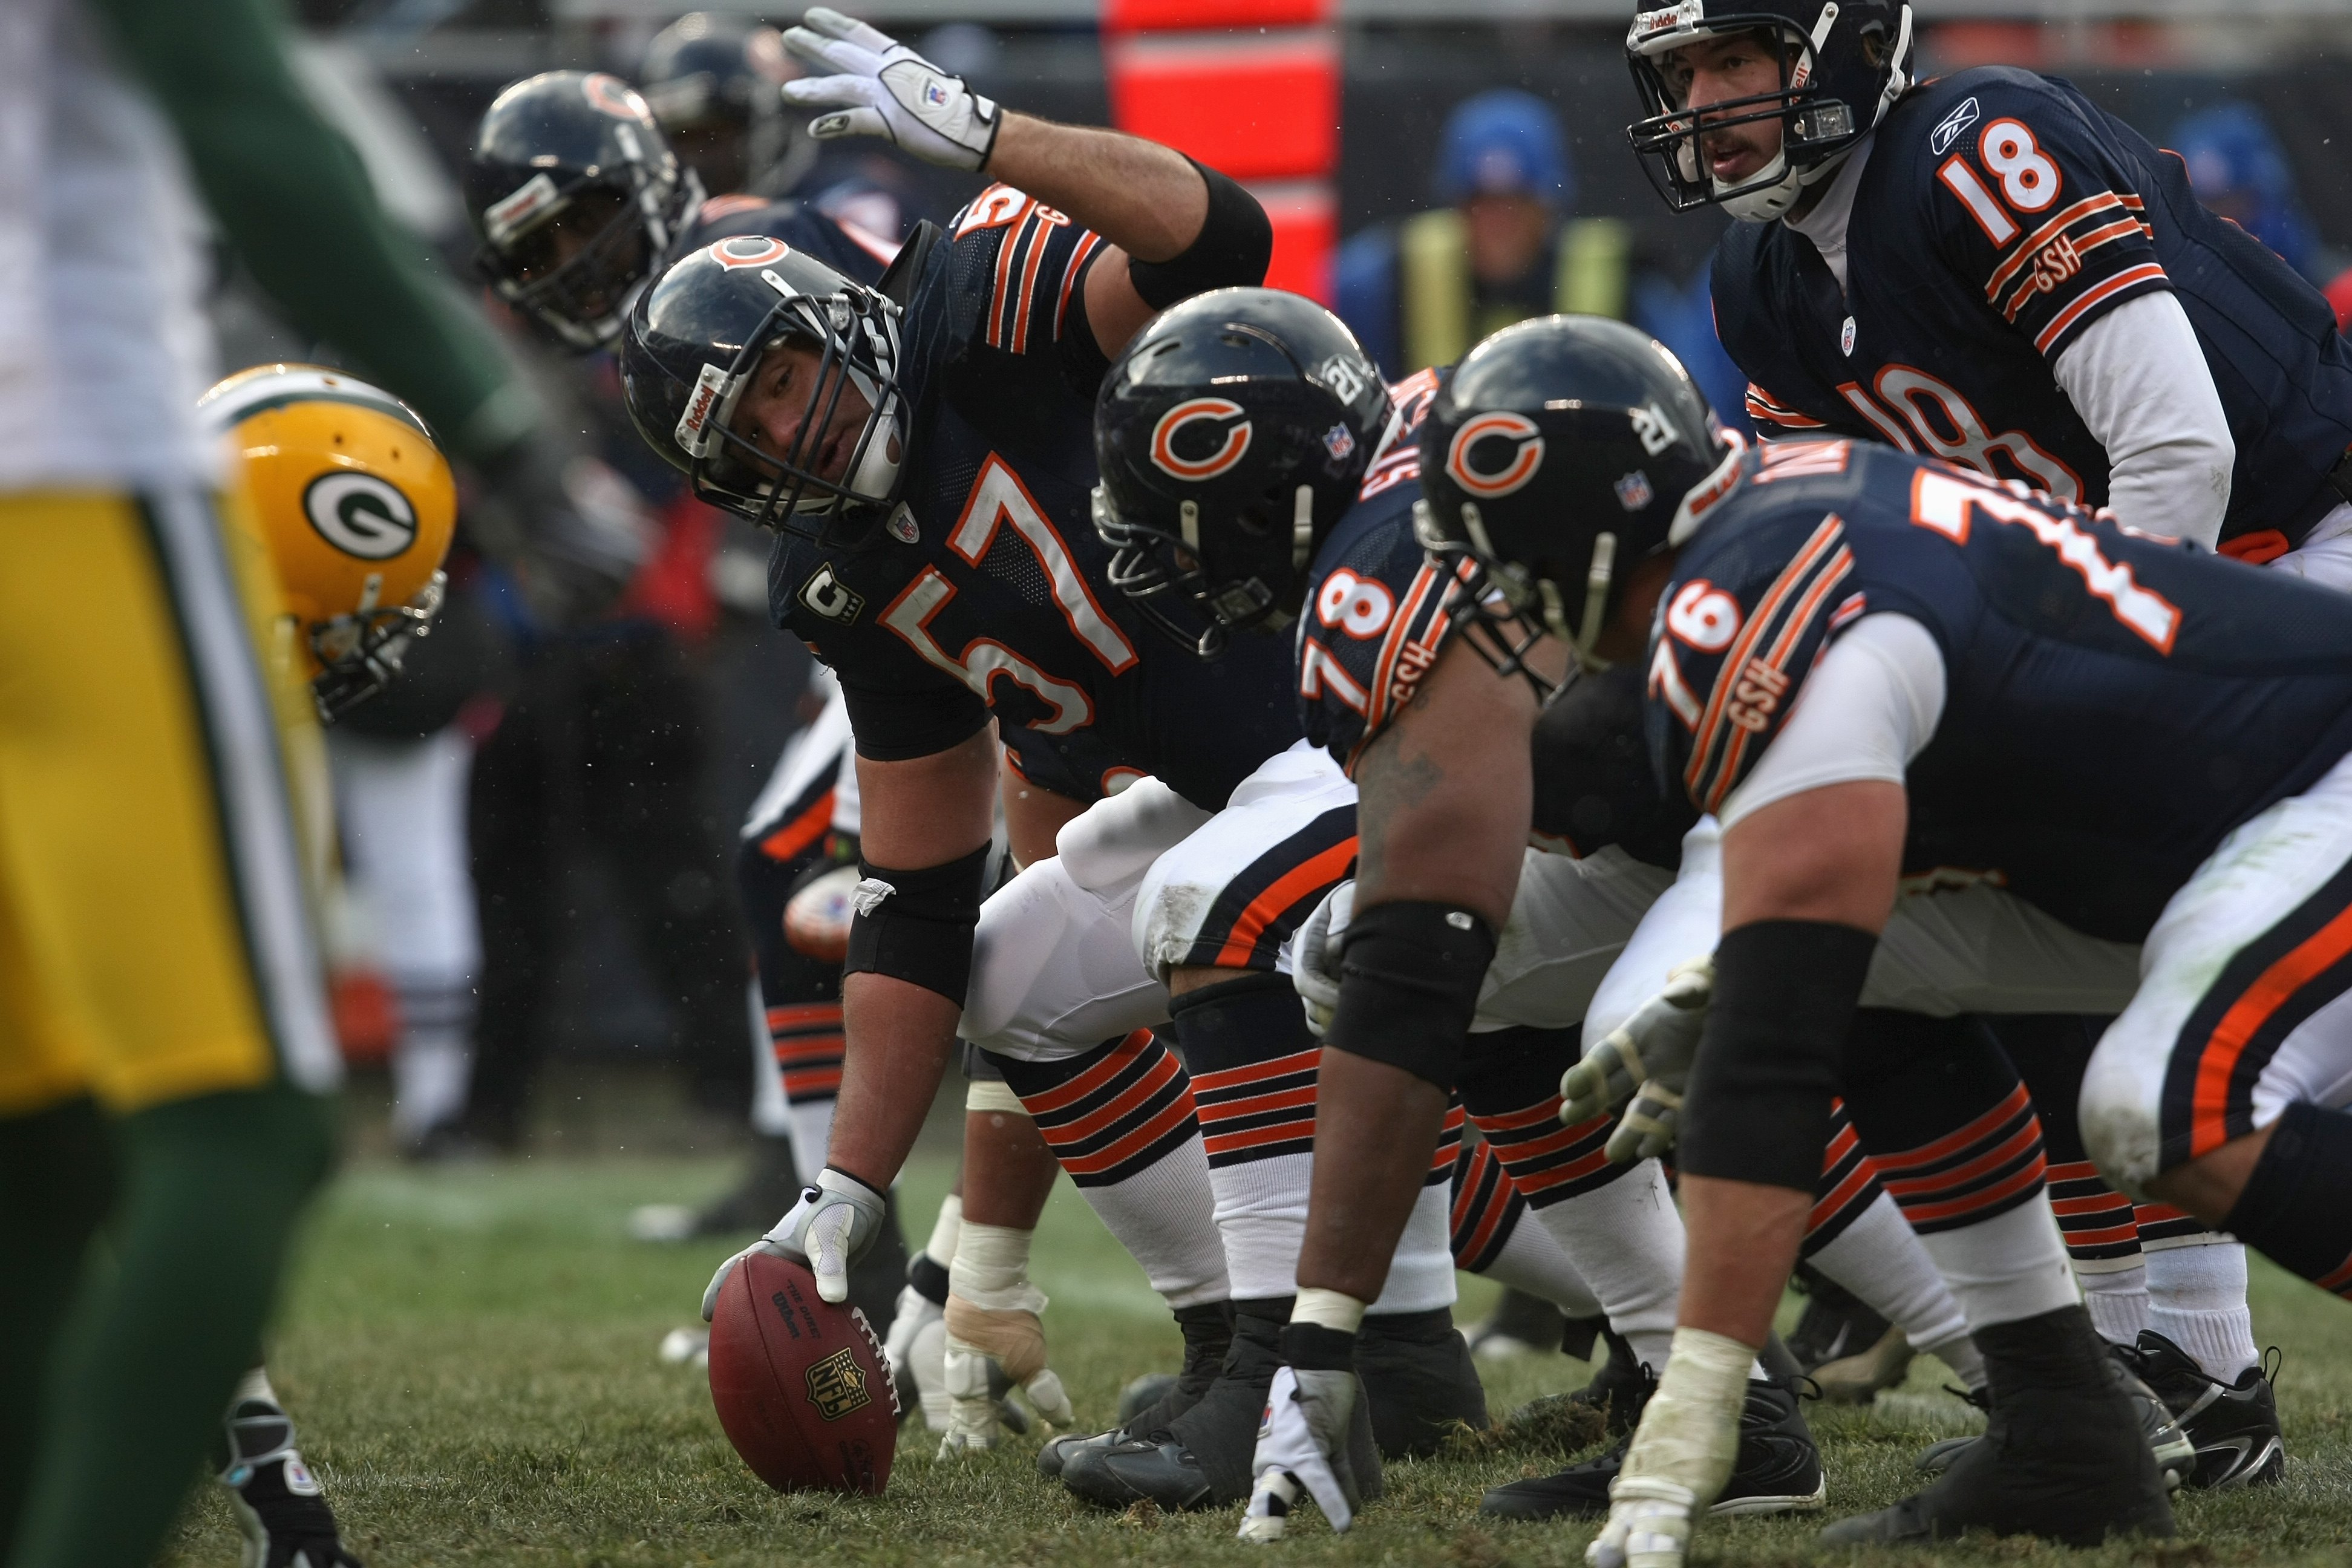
[1293,1287,1368,1334]
[965,1079,1027,1116]
[949,1221,1044,1310]
[1621,1327,1753,1507]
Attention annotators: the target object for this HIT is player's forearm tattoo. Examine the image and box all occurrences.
[1355,730,1446,893]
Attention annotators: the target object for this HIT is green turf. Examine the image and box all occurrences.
[160,1149,2352,1567]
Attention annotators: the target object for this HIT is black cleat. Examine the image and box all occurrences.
[1357,1306,1489,1458]
[1915,1342,2194,1489]
[1060,1309,1380,1510]
[2125,1333,2286,1488]
[1037,1301,1232,1478]
[1466,1287,1569,1361]
[1831,1306,2175,1547]
[1479,1377,1823,1521]
[1787,1264,1911,1403]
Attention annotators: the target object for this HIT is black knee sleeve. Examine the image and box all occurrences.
[1163,971,1313,1074]
[1679,921,1875,1194]
[1325,901,1495,1093]
[1986,1013,2106,1165]
[2224,1101,2352,1292]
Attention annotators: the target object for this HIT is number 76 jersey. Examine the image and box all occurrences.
[1647,441,2352,943]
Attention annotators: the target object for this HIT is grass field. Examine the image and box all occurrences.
[159,1138,2352,1568]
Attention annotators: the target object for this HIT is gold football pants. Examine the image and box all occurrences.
[0,489,337,1116]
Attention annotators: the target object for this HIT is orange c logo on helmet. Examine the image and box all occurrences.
[1446,412,1546,498]
[1149,398,1253,482]
[712,236,792,270]
[583,73,649,121]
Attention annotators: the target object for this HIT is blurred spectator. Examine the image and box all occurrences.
[1334,88,1748,427]
[2172,102,2329,284]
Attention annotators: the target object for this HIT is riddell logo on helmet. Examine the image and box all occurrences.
[675,363,732,457]
[1150,399,1253,482]
[1446,413,1545,498]
[713,236,792,270]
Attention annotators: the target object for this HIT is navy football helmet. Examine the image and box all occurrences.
[639,13,810,196]
[619,234,907,542]
[1417,316,1742,694]
[1625,0,1913,221]
[1093,288,1388,658]
[466,71,704,351]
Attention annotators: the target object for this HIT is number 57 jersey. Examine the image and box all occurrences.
[1647,440,2352,942]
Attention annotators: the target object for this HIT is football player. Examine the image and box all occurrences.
[1625,0,2306,1469]
[619,7,1306,1465]
[466,68,895,356]
[638,13,811,201]
[1091,315,2209,1535]
[1401,316,2352,1561]
[0,3,598,1566]
[1625,0,2352,575]
[191,361,466,1568]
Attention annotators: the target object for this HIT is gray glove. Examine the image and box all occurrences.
[701,1168,888,1319]
[1559,956,1714,1164]
[1291,880,1353,1039]
[780,9,1001,171]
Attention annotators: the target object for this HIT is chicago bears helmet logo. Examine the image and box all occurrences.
[1149,398,1253,482]
[712,235,792,270]
[582,73,651,122]
[302,472,417,560]
[1445,412,1545,498]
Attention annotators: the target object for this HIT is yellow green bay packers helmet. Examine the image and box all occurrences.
[198,364,458,722]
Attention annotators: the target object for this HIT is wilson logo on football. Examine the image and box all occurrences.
[1149,398,1253,482]
[713,235,792,270]
[1445,412,1545,498]
[302,472,417,560]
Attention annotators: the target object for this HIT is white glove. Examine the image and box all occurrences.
[1239,1367,1362,1542]
[1587,1327,1750,1568]
[883,1283,950,1429]
[1560,956,1714,1163]
[1291,880,1354,1039]
[780,8,1001,170]
[700,1168,887,1320]
[938,1290,1075,1455]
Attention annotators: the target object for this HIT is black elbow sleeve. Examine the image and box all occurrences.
[1677,920,1878,1195]
[1126,157,1273,309]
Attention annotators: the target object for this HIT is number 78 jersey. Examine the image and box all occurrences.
[1647,441,2352,942]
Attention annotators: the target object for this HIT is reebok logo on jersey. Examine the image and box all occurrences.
[1446,412,1544,498]
[1151,398,1253,481]
[302,472,417,560]
[1930,96,1981,157]
[798,563,866,625]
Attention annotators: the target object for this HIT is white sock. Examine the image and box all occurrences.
[924,1193,964,1269]
[2074,1257,2152,1347]
[1807,1190,1970,1357]
[1064,1138,1230,1310]
[1530,1160,1684,1371]
[785,1096,837,1188]
[746,978,792,1138]
[2146,1238,2258,1380]
[1368,1182,1457,1314]
[390,1028,471,1142]
[1471,1206,1602,1319]
[1208,1149,1313,1301]
[1915,1192,2080,1331]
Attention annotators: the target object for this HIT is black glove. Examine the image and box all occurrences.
[470,439,650,629]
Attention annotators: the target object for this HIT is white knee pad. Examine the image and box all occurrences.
[959,855,1170,1064]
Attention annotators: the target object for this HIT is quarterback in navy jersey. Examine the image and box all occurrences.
[1624,0,2352,575]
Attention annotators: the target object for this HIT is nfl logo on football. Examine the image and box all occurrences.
[804,1348,872,1422]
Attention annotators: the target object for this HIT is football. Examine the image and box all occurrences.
[707,1250,898,1494]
